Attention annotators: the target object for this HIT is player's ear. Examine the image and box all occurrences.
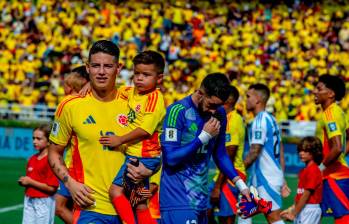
[328,89,335,100]
[86,63,90,74]
[157,74,164,85]
[116,62,123,74]
[197,89,205,96]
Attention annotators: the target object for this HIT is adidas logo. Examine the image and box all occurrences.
[83,115,96,124]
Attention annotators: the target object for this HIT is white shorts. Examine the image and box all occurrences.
[22,195,55,224]
[256,184,282,211]
[294,204,321,224]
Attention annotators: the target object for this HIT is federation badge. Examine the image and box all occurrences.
[117,114,128,126]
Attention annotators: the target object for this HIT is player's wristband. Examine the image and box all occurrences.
[235,178,248,192]
[198,130,213,145]
[318,163,326,172]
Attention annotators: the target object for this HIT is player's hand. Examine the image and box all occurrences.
[66,177,95,208]
[210,187,221,207]
[203,117,220,137]
[126,158,152,184]
[281,182,291,198]
[18,176,32,186]
[240,188,251,202]
[78,81,91,97]
[99,135,123,148]
[237,186,272,219]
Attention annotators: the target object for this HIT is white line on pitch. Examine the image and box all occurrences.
[0,204,23,213]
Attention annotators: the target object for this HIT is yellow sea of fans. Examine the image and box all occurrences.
[0,0,349,122]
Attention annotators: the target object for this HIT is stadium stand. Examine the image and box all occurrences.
[0,0,348,123]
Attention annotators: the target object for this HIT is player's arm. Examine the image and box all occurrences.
[280,142,285,171]
[162,117,220,167]
[213,145,238,188]
[211,145,238,205]
[244,144,262,169]
[49,143,95,208]
[99,128,150,148]
[161,104,219,167]
[213,138,239,181]
[279,142,291,197]
[321,118,343,169]
[212,116,249,197]
[18,176,57,194]
[48,104,95,208]
[323,135,342,167]
[244,119,266,169]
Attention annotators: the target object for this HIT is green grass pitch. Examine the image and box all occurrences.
[0,158,334,224]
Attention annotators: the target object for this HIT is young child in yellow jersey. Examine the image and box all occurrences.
[55,66,88,224]
[99,50,165,224]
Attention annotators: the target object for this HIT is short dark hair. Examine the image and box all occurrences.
[133,50,165,74]
[248,83,270,103]
[318,74,346,101]
[229,85,240,102]
[88,40,120,62]
[72,65,89,81]
[297,136,323,165]
[201,73,230,102]
[228,85,240,106]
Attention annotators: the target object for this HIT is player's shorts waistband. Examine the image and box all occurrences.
[303,204,320,209]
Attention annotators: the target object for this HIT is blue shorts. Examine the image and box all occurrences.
[112,155,161,187]
[161,210,207,224]
[207,182,238,217]
[76,210,122,224]
[57,180,71,198]
[321,178,349,218]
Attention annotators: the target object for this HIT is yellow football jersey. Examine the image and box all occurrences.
[225,110,246,176]
[118,86,165,158]
[316,103,349,179]
[49,92,128,215]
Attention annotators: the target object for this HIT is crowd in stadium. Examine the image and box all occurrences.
[0,0,349,122]
[5,1,349,224]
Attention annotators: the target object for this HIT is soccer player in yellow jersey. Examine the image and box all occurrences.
[99,50,165,224]
[48,40,152,224]
[208,85,246,224]
[55,66,88,224]
[313,74,349,224]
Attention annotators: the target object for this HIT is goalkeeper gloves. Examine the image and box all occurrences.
[237,186,272,219]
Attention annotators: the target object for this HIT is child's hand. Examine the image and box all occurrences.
[99,135,123,148]
[280,206,295,221]
[18,176,32,186]
[79,82,91,97]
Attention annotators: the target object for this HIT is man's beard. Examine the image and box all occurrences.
[198,100,213,118]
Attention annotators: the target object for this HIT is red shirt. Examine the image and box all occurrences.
[295,161,323,204]
[25,153,59,198]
